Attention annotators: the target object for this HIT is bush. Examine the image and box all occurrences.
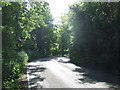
[2,50,28,89]
[26,50,42,62]
[18,51,28,72]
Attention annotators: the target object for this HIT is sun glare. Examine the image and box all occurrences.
[46,0,79,24]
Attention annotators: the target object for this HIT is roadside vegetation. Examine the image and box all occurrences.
[2,2,119,89]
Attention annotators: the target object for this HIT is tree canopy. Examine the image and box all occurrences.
[68,2,119,74]
[2,2,54,88]
[2,1,119,89]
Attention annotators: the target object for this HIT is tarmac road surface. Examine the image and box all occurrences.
[26,57,119,89]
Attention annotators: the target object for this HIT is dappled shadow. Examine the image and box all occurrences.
[27,66,46,74]
[73,67,119,89]
[30,58,54,63]
[55,57,70,63]
[26,65,46,89]
[38,57,60,62]
[31,57,70,63]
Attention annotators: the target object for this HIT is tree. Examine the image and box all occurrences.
[68,2,119,74]
[2,2,54,88]
[2,2,29,88]
[23,2,54,60]
[53,14,71,56]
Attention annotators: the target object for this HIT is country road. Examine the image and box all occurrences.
[26,57,119,89]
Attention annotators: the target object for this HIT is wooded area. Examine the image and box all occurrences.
[2,2,119,89]
[69,2,119,73]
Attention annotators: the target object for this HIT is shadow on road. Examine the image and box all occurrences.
[36,57,70,62]
[73,67,119,89]
[27,65,46,89]
[27,65,46,74]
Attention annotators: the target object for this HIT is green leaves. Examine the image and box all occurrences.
[68,2,119,73]
[52,14,71,56]
[20,2,55,60]
[2,2,11,7]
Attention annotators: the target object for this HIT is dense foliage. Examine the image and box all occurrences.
[2,2,29,88]
[53,15,71,56]
[22,2,54,61]
[67,2,119,74]
[2,1,119,89]
[2,2,54,88]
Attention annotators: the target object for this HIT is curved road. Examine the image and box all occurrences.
[26,57,119,89]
